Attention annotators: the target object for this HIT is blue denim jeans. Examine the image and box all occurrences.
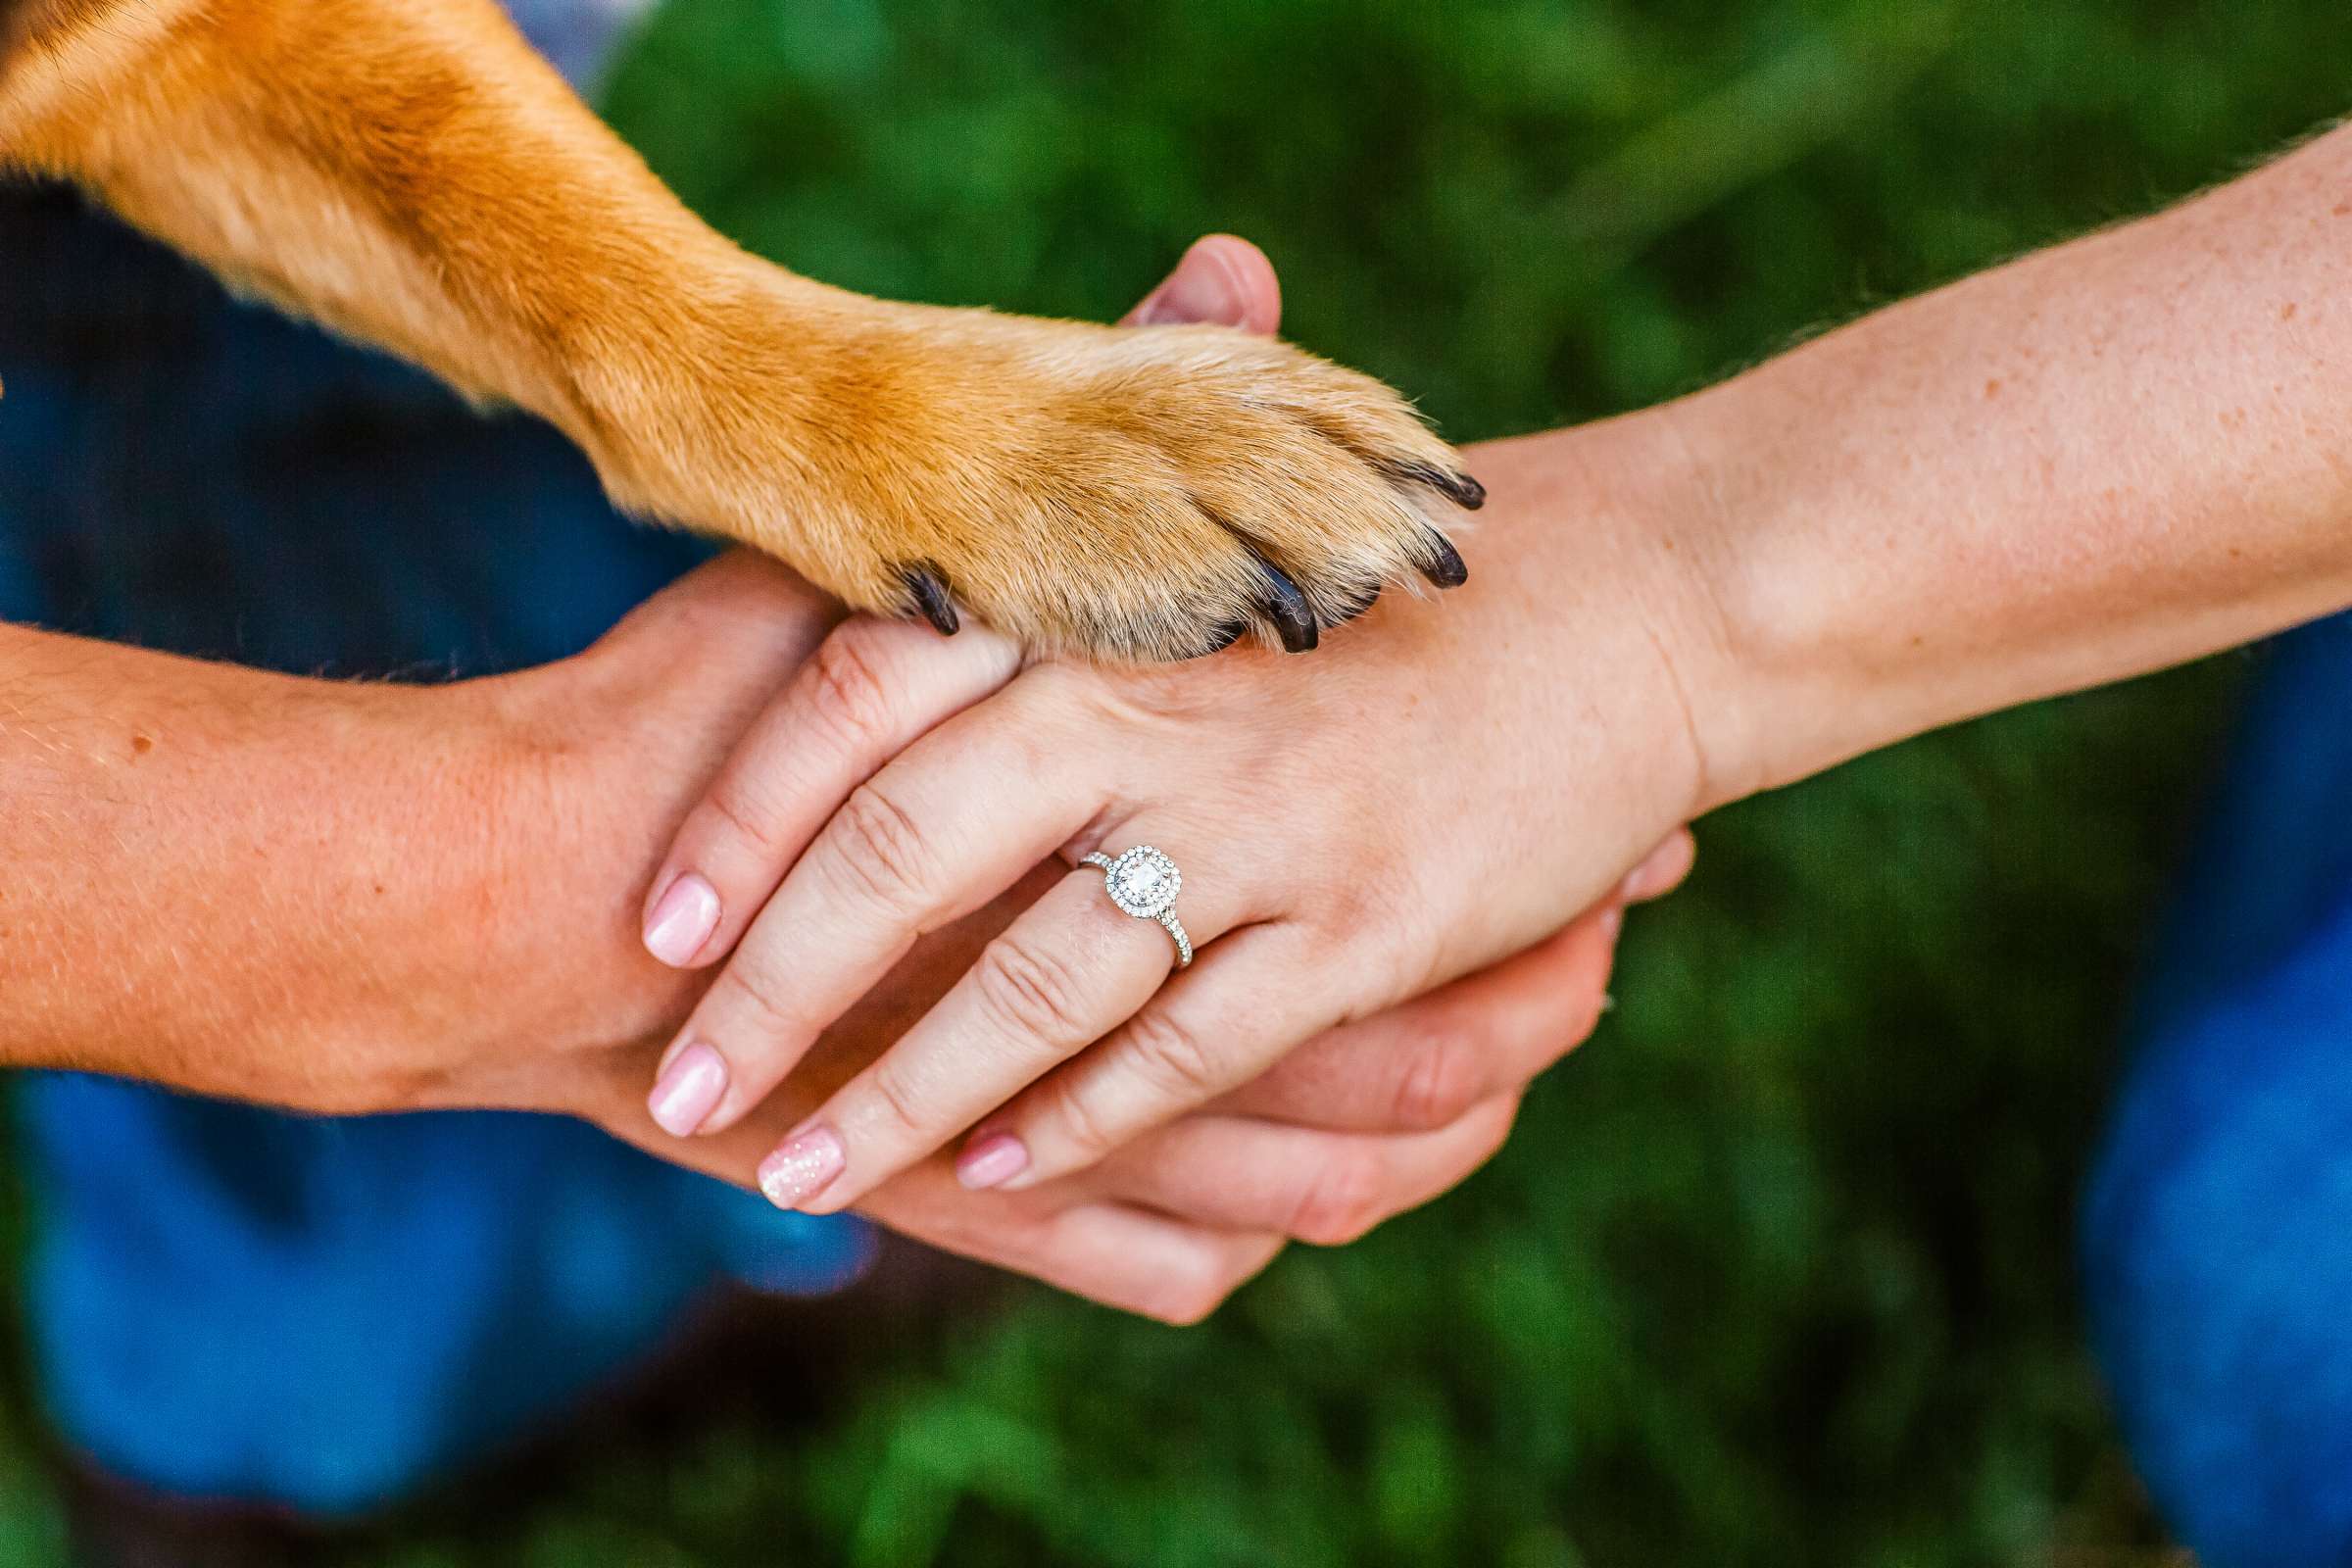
[2083,611,2352,1567]
[0,182,864,1513]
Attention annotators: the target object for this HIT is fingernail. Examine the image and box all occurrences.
[647,1041,727,1137]
[1599,993,1617,1013]
[643,873,719,967]
[1132,244,1244,326]
[757,1125,846,1210]
[1600,906,1623,940]
[956,1132,1031,1192]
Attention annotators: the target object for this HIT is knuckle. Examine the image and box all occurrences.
[1118,1006,1220,1098]
[714,956,803,1044]
[802,627,903,755]
[1301,840,1412,943]
[1289,1152,1390,1247]
[1391,1031,1484,1132]
[827,783,941,910]
[1349,881,1448,988]
[972,934,1096,1047]
[702,769,790,858]
[1039,1073,1121,1163]
[1037,656,1205,732]
[861,1053,933,1142]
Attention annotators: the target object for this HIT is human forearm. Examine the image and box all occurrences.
[0,622,566,1105]
[1679,120,2352,803]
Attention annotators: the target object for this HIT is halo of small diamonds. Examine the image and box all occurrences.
[1081,846,1193,968]
[1102,845,1182,919]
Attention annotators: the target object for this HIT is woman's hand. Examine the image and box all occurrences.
[599,839,1687,1322]
[632,239,1721,1214]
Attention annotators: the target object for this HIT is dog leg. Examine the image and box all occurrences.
[0,0,1476,659]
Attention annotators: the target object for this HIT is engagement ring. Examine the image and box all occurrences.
[1082,845,1193,968]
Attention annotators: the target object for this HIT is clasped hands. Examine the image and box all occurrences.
[602,239,1702,1320]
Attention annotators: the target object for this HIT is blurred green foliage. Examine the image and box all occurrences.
[24,0,2352,1563]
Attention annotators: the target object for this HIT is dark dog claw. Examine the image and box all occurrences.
[901,564,959,637]
[1438,470,1487,511]
[1387,462,1487,512]
[1252,555,1320,654]
[1418,529,1469,589]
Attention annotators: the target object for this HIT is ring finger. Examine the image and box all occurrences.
[755,824,1265,1213]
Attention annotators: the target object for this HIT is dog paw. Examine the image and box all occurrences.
[608,297,1478,662]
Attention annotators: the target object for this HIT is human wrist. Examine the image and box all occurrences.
[442,561,847,1110]
[432,651,710,1104]
[275,671,621,1109]
[1652,337,1992,808]
[1654,150,2352,810]
[1473,413,1756,823]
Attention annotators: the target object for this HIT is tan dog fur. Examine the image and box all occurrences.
[0,0,1476,659]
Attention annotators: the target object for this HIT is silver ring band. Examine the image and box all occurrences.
[1082,845,1193,969]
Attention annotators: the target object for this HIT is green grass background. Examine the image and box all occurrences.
[15,0,2352,1563]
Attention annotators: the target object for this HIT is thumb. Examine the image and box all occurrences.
[1122,234,1283,336]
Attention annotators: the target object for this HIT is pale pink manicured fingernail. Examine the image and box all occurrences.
[757,1125,846,1210]
[956,1132,1030,1192]
[1131,246,1245,326]
[643,873,720,967]
[1600,906,1623,939]
[647,1041,727,1137]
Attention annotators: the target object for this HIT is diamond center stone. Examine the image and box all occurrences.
[1105,848,1179,916]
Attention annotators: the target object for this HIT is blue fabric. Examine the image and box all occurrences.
[504,0,654,89]
[0,183,866,1514]
[2083,611,2352,1568]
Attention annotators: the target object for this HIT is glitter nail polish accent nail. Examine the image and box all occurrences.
[757,1126,846,1210]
